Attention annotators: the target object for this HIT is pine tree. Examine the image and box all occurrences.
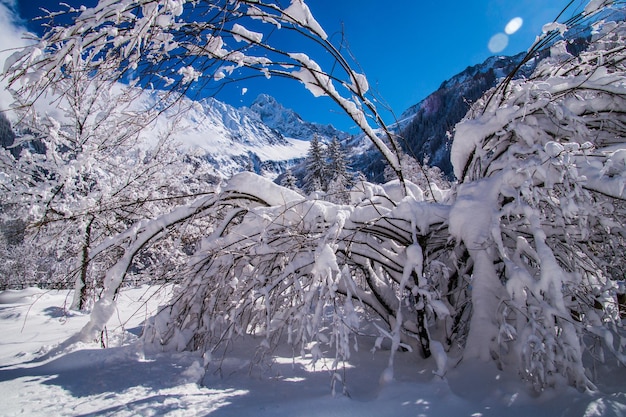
[280,168,299,192]
[325,137,353,203]
[0,111,18,158]
[303,135,326,194]
[326,137,348,180]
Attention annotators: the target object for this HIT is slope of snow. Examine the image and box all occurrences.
[136,93,348,178]
[248,93,349,142]
[1,286,625,416]
[138,95,309,176]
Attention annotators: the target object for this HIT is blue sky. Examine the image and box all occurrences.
[9,0,579,132]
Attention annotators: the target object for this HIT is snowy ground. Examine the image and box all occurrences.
[1,286,626,417]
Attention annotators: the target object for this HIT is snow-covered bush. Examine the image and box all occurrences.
[143,172,454,382]
[450,13,626,390]
[145,5,626,392]
[384,153,452,202]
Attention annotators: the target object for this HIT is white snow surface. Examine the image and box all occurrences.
[138,93,312,178]
[2,286,626,416]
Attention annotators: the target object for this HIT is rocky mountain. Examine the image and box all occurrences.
[248,94,349,142]
[1,91,347,181]
[397,52,538,176]
[346,52,538,182]
[349,35,595,181]
[144,93,349,179]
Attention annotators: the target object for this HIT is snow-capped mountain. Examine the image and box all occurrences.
[248,94,349,142]
[145,93,348,179]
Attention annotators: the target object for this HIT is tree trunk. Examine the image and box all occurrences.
[72,217,94,311]
[413,272,431,358]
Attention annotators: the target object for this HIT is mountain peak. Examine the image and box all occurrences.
[247,93,348,142]
[250,93,305,128]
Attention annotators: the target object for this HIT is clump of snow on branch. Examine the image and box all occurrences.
[282,0,328,40]
[231,24,263,44]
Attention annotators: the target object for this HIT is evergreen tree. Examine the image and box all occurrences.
[0,111,19,158]
[325,137,353,203]
[280,168,299,192]
[325,137,349,180]
[303,135,326,194]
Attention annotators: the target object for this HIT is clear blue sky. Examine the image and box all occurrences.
[12,0,579,132]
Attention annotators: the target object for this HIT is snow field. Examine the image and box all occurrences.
[1,286,625,416]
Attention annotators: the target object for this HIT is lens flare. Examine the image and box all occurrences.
[488,33,509,53]
[505,17,524,35]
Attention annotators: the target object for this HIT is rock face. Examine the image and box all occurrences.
[398,53,536,176]
[248,93,349,143]
[344,52,540,181]
[349,34,596,181]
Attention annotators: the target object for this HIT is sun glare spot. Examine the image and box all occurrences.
[505,17,524,35]
[488,33,509,53]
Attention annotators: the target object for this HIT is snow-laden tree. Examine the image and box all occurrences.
[449,9,626,390]
[4,0,626,394]
[1,43,216,309]
[302,135,354,201]
[384,152,451,202]
[280,168,299,191]
[325,137,354,204]
[303,134,327,194]
[143,171,450,383]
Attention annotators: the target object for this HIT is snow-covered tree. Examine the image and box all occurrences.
[384,153,451,202]
[280,168,299,191]
[1,51,215,309]
[0,111,17,157]
[325,137,353,203]
[303,134,327,194]
[448,8,626,390]
[301,135,353,201]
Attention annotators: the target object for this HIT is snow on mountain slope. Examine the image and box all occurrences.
[140,93,345,179]
[248,93,350,142]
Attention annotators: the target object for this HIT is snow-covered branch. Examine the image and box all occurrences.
[449,15,626,390]
[3,0,403,181]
